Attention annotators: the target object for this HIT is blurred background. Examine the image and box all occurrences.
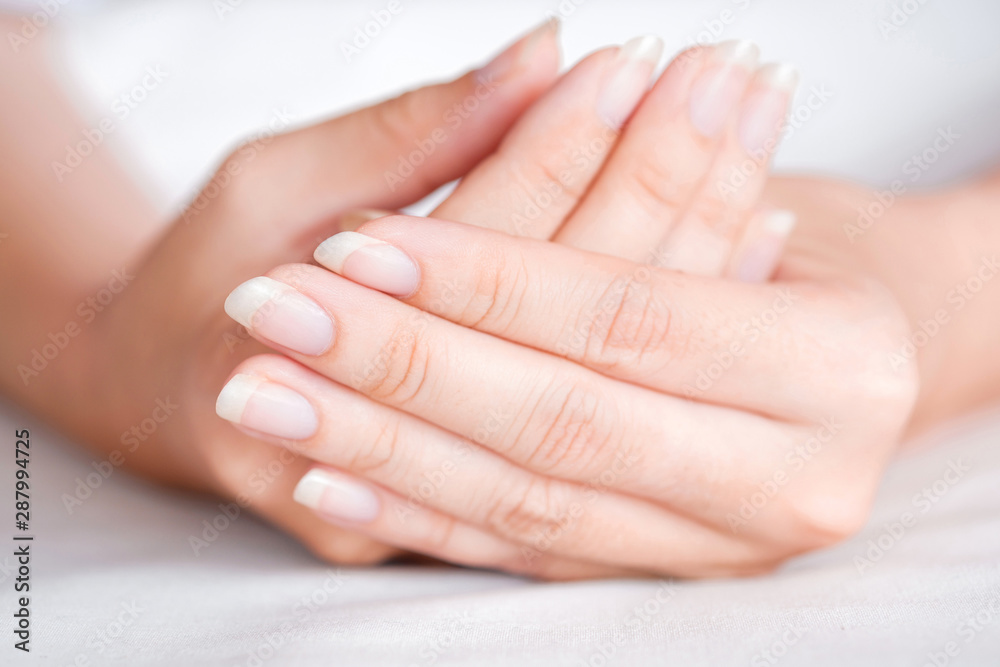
[12,0,1000,219]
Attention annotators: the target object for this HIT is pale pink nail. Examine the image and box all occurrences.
[476,19,559,85]
[689,40,759,138]
[738,63,799,156]
[225,277,334,355]
[293,468,380,524]
[595,35,664,129]
[216,374,318,440]
[314,231,420,297]
[737,210,797,283]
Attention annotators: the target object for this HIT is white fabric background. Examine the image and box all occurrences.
[0,398,998,666]
[1,0,999,665]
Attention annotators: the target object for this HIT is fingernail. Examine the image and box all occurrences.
[216,374,318,440]
[225,276,334,356]
[596,35,664,129]
[689,39,759,138]
[737,209,796,283]
[294,468,380,524]
[477,19,559,84]
[738,63,799,155]
[339,209,394,233]
[314,231,420,297]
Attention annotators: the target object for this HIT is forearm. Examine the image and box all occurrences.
[0,15,161,448]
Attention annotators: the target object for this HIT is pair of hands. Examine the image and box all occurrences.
[94,25,918,578]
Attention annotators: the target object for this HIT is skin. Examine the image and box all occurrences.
[2,20,999,578]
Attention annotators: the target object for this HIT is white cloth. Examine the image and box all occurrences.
[3,0,1000,664]
[0,398,998,665]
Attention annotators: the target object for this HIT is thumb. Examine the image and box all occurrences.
[189,20,561,236]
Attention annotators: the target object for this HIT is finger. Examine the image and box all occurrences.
[196,21,560,237]
[657,64,799,276]
[215,355,764,575]
[224,263,808,542]
[553,41,758,260]
[205,435,401,565]
[431,36,662,238]
[292,465,636,580]
[313,217,845,417]
[726,208,797,283]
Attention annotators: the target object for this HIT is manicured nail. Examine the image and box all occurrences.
[738,63,799,156]
[477,19,559,85]
[314,231,420,297]
[216,374,318,440]
[339,209,394,233]
[737,210,796,283]
[595,35,664,129]
[225,276,334,356]
[688,39,759,138]
[294,468,380,524]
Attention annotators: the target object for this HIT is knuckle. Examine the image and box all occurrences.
[368,90,426,150]
[577,276,683,373]
[524,379,624,478]
[626,149,691,214]
[484,478,573,548]
[783,482,873,550]
[357,318,436,406]
[457,246,531,332]
[345,413,405,476]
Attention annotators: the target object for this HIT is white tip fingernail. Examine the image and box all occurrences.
[596,35,664,129]
[758,62,799,93]
[215,373,263,423]
[764,209,797,236]
[714,39,760,69]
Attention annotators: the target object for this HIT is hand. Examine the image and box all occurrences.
[78,23,563,565]
[216,38,834,577]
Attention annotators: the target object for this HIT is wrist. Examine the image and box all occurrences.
[865,184,1000,435]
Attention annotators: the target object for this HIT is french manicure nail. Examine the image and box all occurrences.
[216,374,319,440]
[477,19,559,85]
[225,276,334,356]
[737,209,797,283]
[738,63,799,155]
[293,468,381,524]
[595,35,664,129]
[688,39,759,138]
[314,231,420,297]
